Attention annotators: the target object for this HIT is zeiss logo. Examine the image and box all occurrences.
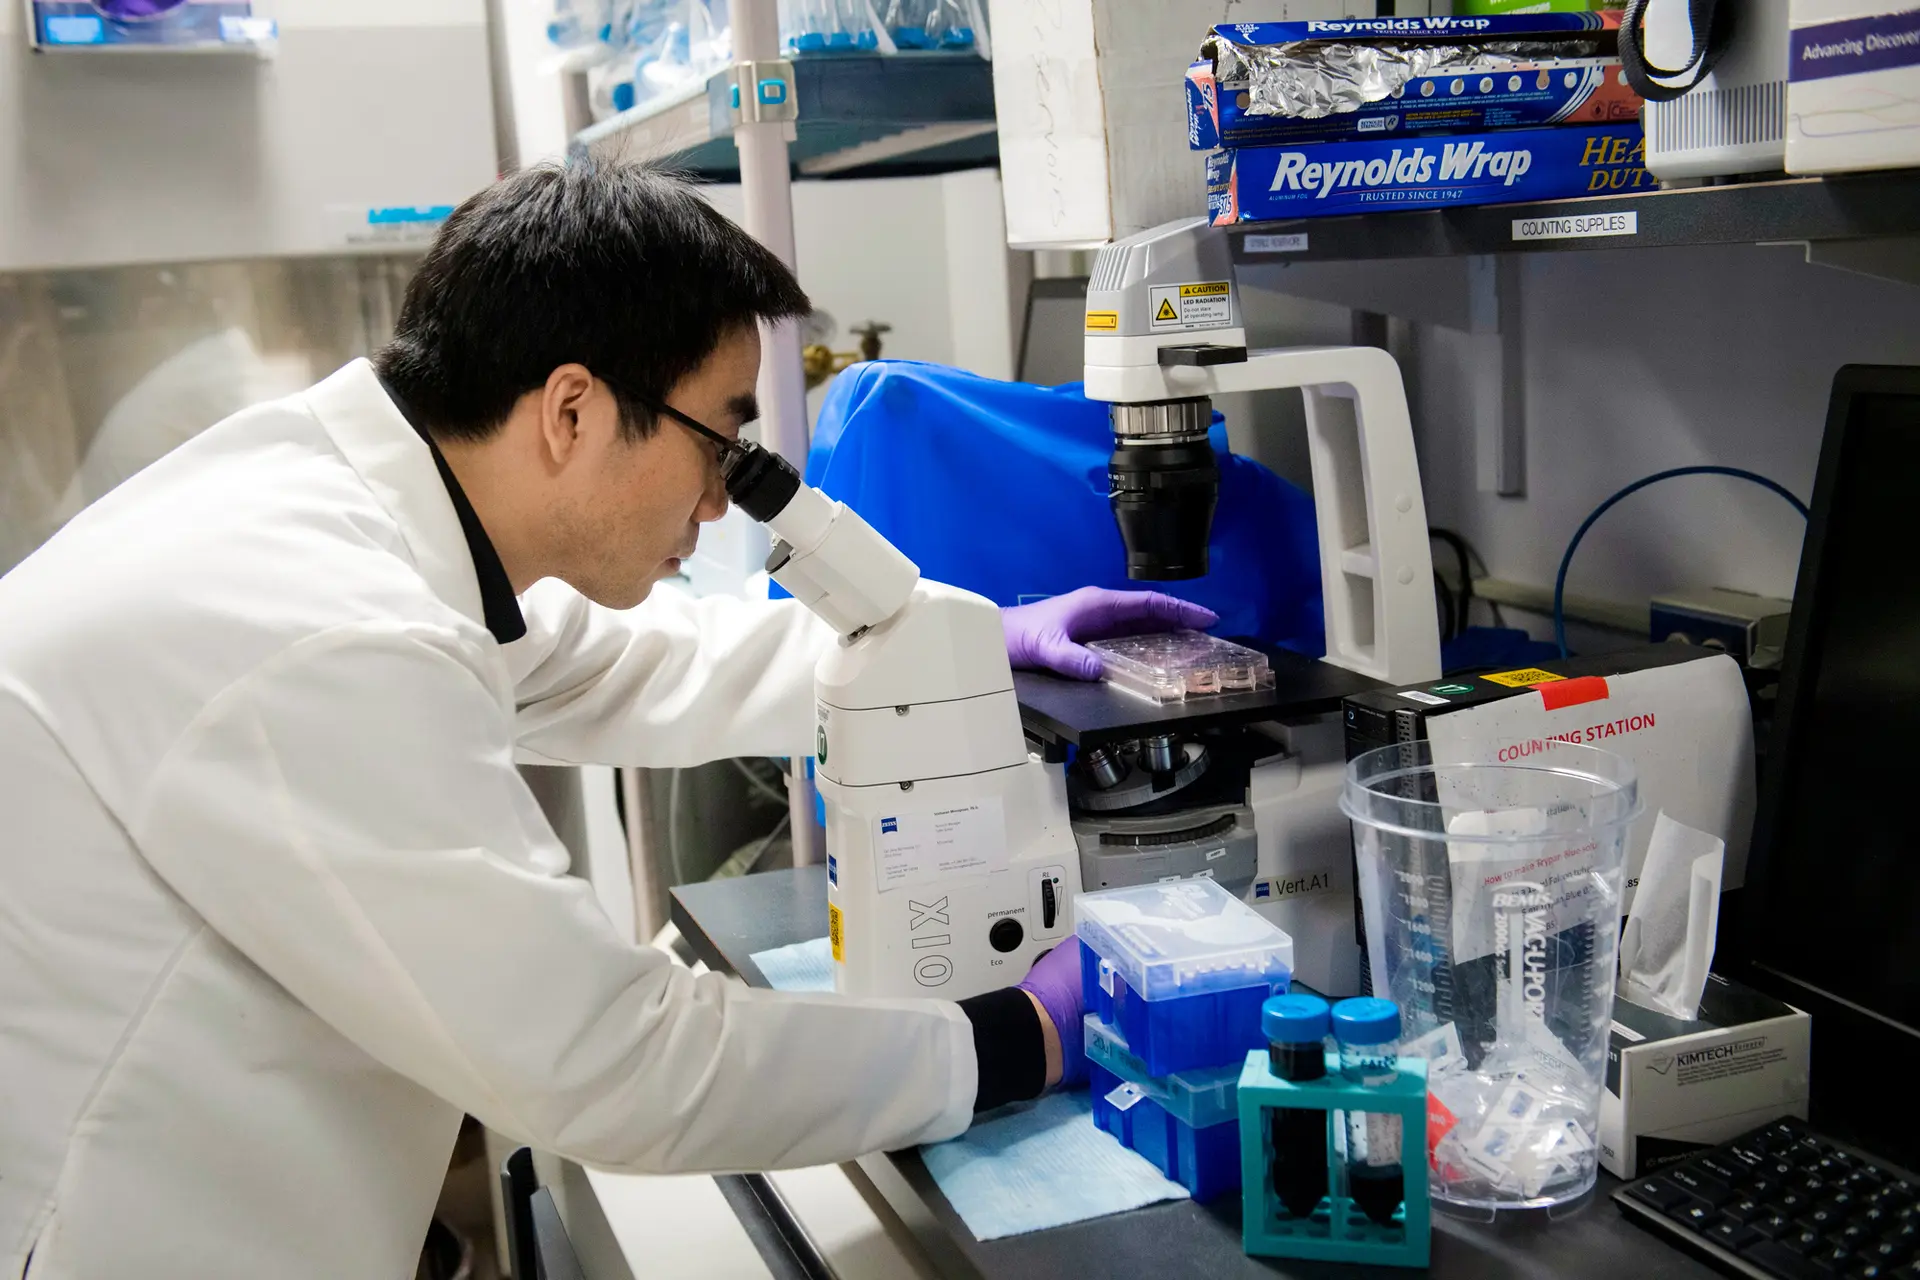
[881,817,898,834]
[827,855,838,886]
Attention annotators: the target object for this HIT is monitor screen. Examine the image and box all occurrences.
[1746,375,1920,1043]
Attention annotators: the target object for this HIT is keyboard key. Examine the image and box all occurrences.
[1732,1144,1771,1170]
[1852,1172,1888,1193]
[1792,1228,1830,1254]
[1807,1205,1846,1231]
[1745,1238,1833,1280]
[1671,1166,1736,1206]
[1839,1225,1873,1248]
[1674,1198,1720,1232]
[1625,1177,1689,1212]
[1703,1155,1753,1185]
[1709,1218,1761,1250]
[1729,1198,1765,1223]
[1756,1213,1799,1239]
[1861,1208,1892,1231]
[1854,1265,1889,1279]
[1804,1177,1834,1197]
[1820,1247,1859,1271]
[1831,1192,1860,1214]
[1763,1121,1806,1146]
[1867,1240,1912,1265]
[1782,1192,1817,1215]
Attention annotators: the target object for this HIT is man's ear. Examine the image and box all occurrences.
[538,364,598,467]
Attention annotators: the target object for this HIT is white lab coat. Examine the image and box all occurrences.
[0,360,976,1280]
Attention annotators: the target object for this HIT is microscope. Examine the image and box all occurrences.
[718,217,1438,1003]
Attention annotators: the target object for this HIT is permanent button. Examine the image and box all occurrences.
[989,918,1024,953]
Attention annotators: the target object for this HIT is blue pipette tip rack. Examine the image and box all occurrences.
[1236,1053,1431,1268]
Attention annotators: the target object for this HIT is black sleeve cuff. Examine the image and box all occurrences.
[957,987,1047,1113]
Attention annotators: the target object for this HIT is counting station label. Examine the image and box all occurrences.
[1149,280,1233,332]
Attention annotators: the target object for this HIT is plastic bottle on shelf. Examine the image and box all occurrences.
[1262,994,1332,1220]
[1331,997,1405,1227]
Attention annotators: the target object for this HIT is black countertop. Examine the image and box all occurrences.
[669,867,1722,1280]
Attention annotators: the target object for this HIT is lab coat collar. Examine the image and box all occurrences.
[303,359,523,643]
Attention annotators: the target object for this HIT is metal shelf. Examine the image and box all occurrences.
[1224,170,1920,266]
[572,51,996,180]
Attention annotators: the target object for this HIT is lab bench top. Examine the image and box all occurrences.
[669,867,1723,1280]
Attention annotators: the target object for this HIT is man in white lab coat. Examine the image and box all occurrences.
[0,162,1216,1278]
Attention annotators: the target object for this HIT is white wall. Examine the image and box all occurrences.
[702,167,1020,421]
[1406,244,1920,627]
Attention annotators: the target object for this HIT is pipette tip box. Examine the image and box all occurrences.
[1236,1053,1431,1268]
[1090,1063,1243,1201]
[1077,879,1294,1078]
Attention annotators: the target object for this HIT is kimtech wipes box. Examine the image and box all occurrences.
[1207,123,1647,222]
[1786,1,1920,173]
[1602,973,1812,1179]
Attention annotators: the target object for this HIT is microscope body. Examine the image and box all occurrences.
[762,485,1078,1003]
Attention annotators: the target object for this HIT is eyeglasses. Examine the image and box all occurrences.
[651,400,750,478]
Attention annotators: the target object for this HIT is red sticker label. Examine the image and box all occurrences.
[1538,675,1610,712]
[1427,1090,1459,1156]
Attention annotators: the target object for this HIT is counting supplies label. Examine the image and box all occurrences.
[1511,211,1638,242]
[1149,281,1233,331]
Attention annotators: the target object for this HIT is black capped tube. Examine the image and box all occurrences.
[1263,994,1332,1221]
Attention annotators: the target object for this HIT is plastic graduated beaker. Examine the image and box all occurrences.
[1340,739,1641,1217]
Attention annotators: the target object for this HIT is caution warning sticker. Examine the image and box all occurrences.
[1148,280,1232,332]
[828,903,844,962]
[1084,310,1118,331]
[1483,667,1566,688]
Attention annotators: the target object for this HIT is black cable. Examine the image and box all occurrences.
[1432,570,1456,641]
[1429,528,1475,635]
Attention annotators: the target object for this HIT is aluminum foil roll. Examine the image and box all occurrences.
[1204,35,1603,121]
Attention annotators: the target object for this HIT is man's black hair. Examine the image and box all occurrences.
[374,160,810,442]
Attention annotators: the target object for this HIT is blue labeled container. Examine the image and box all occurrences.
[1089,1063,1242,1201]
[1077,879,1294,1078]
[1084,1013,1240,1128]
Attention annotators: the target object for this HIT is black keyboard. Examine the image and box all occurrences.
[1616,1117,1920,1280]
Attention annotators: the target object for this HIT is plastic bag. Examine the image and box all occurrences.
[790,360,1324,652]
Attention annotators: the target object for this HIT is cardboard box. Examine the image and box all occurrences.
[1601,973,1812,1179]
[1206,123,1647,222]
[1786,1,1920,173]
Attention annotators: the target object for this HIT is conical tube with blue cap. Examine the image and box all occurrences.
[1331,997,1404,1226]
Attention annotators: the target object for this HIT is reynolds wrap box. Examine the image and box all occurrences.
[1601,974,1812,1179]
[1786,1,1920,173]
[1189,11,1640,149]
[1207,123,1648,222]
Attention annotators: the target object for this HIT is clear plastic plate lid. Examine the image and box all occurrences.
[1087,630,1275,704]
[1084,1014,1241,1128]
[1076,878,1294,1001]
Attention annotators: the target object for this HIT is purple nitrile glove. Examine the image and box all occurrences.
[97,0,189,16]
[1018,938,1088,1089]
[1001,587,1219,682]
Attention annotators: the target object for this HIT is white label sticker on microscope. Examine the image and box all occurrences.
[1149,281,1233,332]
[872,798,1010,892]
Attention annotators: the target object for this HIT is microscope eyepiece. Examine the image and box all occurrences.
[721,439,803,523]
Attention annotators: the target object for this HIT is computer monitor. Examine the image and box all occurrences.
[1732,365,1920,1169]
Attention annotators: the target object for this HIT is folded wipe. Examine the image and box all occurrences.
[921,1091,1191,1240]
[750,936,835,993]
[751,936,1189,1238]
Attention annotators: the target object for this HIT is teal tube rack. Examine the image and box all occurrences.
[1236,1053,1431,1268]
